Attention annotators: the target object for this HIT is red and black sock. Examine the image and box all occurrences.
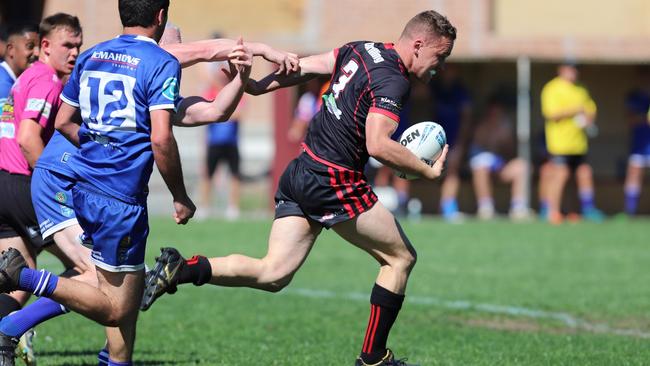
[178,255,212,286]
[360,283,405,364]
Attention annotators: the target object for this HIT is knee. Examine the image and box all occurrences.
[103,307,135,327]
[258,262,294,293]
[392,249,417,274]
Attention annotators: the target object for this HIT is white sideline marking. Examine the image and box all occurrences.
[283,288,650,339]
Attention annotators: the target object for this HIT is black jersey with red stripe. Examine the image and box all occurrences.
[304,41,410,172]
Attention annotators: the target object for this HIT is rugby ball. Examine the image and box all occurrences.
[394,121,446,179]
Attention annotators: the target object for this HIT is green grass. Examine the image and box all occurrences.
[33,218,650,365]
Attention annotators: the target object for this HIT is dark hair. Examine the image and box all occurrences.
[119,0,170,28]
[0,25,7,42]
[5,23,39,40]
[39,13,82,40]
[401,10,457,41]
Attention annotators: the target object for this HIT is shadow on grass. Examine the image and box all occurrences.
[39,349,202,365]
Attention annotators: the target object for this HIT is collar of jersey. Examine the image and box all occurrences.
[0,61,17,81]
[117,34,158,45]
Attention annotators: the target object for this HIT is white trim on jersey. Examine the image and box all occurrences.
[60,93,80,107]
[149,103,176,111]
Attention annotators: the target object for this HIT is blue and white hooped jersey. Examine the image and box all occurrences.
[60,34,181,204]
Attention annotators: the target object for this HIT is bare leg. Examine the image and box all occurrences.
[208,216,322,291]
[546,162,569,222]
[500,158,527,204]
[49,269,143,362]
[332,202,416,294]
[624,162,644,214]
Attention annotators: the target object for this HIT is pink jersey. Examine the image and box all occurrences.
[0,61,63,176]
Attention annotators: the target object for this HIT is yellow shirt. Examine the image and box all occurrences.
[541,77,597,155]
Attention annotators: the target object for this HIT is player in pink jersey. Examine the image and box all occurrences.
[0,14,82,339]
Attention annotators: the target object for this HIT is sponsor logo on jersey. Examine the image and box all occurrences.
[162,77,179,101]
[323,93,343,120]
[39,219,54,233]
[61,152,71,163]
[364,43,384,64]
[91,51,141,67]
[60,205,74,217]
[319,209,345,223]
[0,122,15,138]
[55,191,67,203]
[26,98,52,118]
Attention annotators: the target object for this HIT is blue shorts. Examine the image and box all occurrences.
[72,184,148,272]
[469,148,505,172]
[31,168,78,240]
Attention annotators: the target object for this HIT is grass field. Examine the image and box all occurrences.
[33,217,650,365]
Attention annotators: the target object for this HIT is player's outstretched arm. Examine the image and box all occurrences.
[246,51,335,95]
[173,39,252,127]
[151,109,196,224]
[366,112,448,180]
[162,38,298,71]
[54,102,82,147]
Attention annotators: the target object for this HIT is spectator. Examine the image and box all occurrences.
[540,62,604,223]
[430,63,472,222]
[197,61,246,220]
[622,66,650,215]
[469,93,530,220]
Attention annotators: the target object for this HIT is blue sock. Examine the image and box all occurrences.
[441,198,458,217]
[18,269,59,297]
[98,348,109,366]
[624,186,640,215]
[539,199,549,213]
[579,190,595,212]
[108,359,132,366]
[0,297,68,337]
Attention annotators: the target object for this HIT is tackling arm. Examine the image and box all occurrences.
[246,51,336,95]
[162,38,298,71]
[365,112,448,180]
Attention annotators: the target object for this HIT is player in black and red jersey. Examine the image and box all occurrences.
[142,10,455,366]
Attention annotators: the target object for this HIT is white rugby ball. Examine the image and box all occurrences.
[394,121,446,179]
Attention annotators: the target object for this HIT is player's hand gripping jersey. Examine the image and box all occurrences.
[60,35,181,204]
[304,41,410,172]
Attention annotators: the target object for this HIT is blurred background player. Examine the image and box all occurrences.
[540,62,604,223]
[0,24,39,111]
[197,58,246,220]
[0,25,7,61]
[287,77,323,144]
[469,92,531,220]
[430,63,472,222]
[622,66,650,216]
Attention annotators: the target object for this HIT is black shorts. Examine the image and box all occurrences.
[274,153,378,228]
[0,170,53,248]
[206,144,240,178]
[549,154,586,171]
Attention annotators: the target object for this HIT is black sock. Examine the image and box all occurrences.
[178,255,212,286]
[360,284,405,364]
[0,294,22,317]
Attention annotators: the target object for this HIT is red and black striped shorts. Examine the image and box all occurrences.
[274,153,378,228]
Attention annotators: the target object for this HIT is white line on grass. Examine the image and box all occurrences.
[282,288,650,339]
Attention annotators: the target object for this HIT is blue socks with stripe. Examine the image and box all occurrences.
[0,297,67,337]
[18,268,59,297]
